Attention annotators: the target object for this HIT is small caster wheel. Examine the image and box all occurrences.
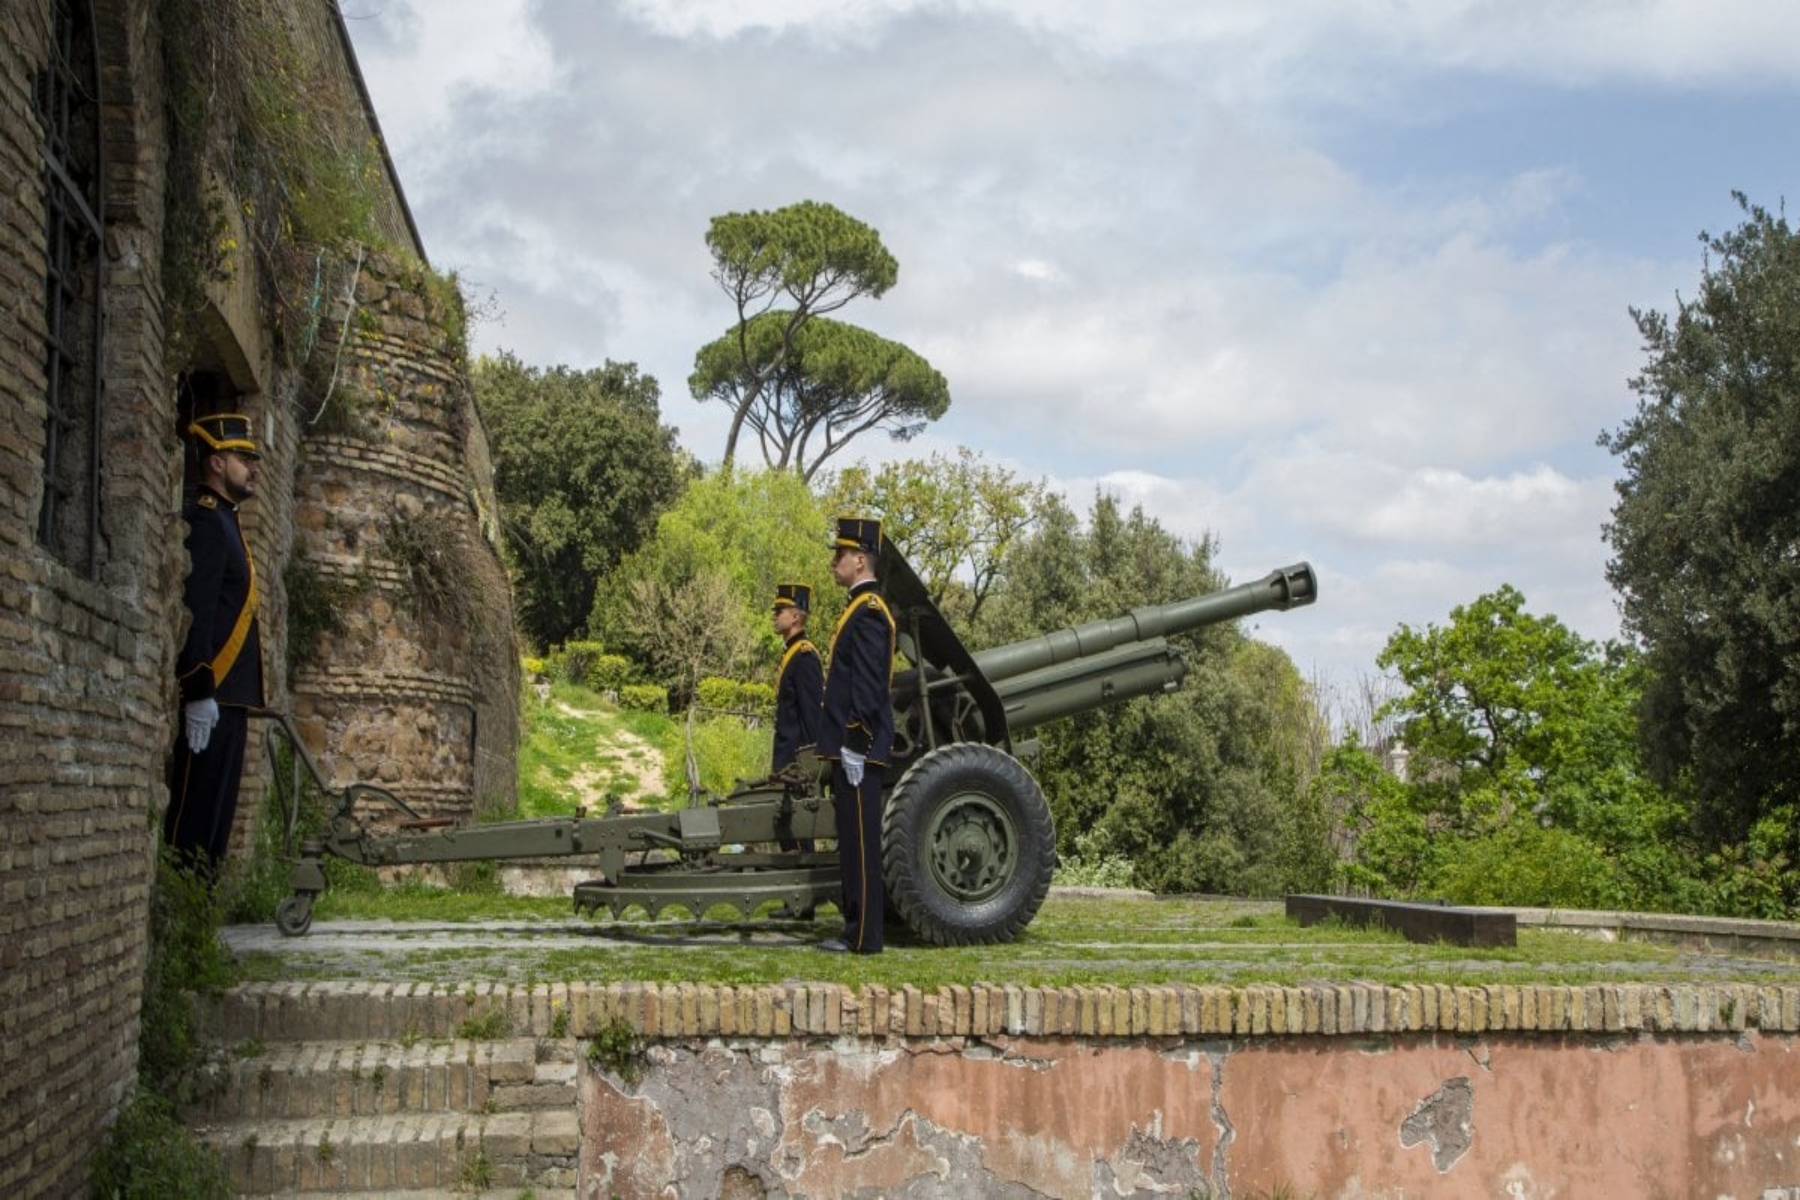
[275,894,314,937]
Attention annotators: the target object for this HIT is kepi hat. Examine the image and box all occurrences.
[773,582,812,613]
[830,516,882,557]
[189,413,260,460]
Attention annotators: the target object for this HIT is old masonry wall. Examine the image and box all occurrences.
[209,977,1800,1198]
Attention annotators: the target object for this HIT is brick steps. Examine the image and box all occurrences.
[191,1038,543,1121]
[192,1109,579,1194]
[186,1002,581,1196]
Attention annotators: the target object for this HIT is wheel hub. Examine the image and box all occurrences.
[926,790,1015,901]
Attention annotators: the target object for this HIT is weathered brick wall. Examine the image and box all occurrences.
[289,251,520,823]
[0,4,174,1195]
[205,978,1800,1197]
[0,3,516,1194]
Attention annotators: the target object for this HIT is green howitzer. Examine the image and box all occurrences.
[265,542,1316,945]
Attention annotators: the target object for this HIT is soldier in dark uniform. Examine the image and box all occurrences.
[816,517,896,954]
[771,583,823,859]
[165,413,266,882]
[770,582,822,777]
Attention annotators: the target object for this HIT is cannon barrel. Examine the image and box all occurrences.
[970,562,1317,684]
[990,639,1189,734]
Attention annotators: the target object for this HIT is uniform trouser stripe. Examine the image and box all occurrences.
[834,762,886,953]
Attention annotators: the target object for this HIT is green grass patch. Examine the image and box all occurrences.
[241,891,1767,992]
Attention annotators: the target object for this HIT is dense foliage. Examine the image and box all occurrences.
[589,468,832,706]
[474,351,692,649]
[1357,588,1694,907]
[1600,195,1800,860]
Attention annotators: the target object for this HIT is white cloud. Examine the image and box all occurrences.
[340,0,1790,694]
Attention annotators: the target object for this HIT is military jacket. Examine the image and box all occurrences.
[772,634,823,771]
[817,580,896,765]
[175,485,265,708]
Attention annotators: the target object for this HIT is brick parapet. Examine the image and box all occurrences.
[207,980,1800,1046]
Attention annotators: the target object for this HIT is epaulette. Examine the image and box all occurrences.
[198,493,218,509]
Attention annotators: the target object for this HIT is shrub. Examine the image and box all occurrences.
[142,852,235,1099]
[1427,822,1621,908]
[1052,828,1136,889]
[620,684,669,714]
[659,712,773,801]
[696,676,775,715]
[90,1091,230,1199]
[548,642,633,691]
[549,640,607,685]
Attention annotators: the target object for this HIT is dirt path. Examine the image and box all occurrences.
[555,701,665,812]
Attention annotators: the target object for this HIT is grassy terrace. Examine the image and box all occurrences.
[228,890,1800,992]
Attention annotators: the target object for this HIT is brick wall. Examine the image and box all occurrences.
[288,251,520,825]
[0,3,515,1194]
[0,4,177,1195]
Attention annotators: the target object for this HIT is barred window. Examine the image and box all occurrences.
[35,0,105,574]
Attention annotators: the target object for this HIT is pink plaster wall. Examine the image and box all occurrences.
[580,1031,1800,1198]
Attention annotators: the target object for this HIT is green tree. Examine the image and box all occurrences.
[1372,587,1690,908]
[691,312,949,480]
[473,351,692,650]
[982,492,1328,895]
[697,200,938,472]
[590,468,832,699]
[1599,193,1800,854]
[825,447,1047,636]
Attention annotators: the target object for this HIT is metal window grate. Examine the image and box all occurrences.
[35,0,105,575]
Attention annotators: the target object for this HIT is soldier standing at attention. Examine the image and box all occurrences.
[816,517,896,955]
[165,413,266,882]
[771,582,822,858]
[770,582,822,778]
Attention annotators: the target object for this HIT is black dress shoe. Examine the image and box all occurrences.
[817,938,849,953]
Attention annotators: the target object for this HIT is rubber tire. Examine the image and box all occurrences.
[881,742,1054,946]
[275,894,314,937]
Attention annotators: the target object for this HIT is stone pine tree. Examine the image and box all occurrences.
[691,312,949,481]
[1599,193,1800,854]
[692,200,949,474]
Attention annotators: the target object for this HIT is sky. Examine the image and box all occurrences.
[340,0,1800,713]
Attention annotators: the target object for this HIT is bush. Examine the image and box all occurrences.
[656,712,772,802]
[588,653,635,691]
[90,1091,230,1199]
[1052,828,1136,889]
[619,684,669,714]
[141,852,235,1100]
[696,676,775,715]
[1427,822,1621,908]
[547,642,634,691]
[549,640,606,685]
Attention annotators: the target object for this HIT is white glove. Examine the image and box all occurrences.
[841,747,866,788]
[185,697,220,754]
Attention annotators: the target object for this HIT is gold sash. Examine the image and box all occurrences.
[210,526,258,688]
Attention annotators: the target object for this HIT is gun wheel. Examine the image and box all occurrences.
[882,742,1054,946]
[275,894,314,937]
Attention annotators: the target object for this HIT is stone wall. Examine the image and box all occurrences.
[0,4,177,1195]
[207,978,1800,1197]
[289,251,519,823]
[0,3,516,1194]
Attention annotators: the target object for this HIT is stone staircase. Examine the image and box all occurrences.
[185,983,580,1196]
